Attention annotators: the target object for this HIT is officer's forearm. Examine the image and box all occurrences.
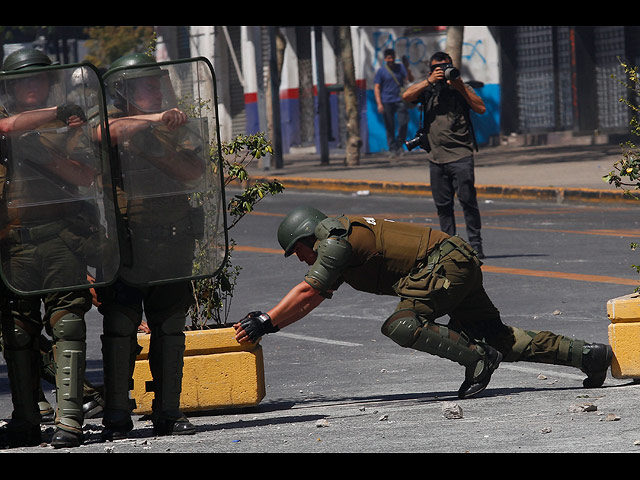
[268,281,325,329]
[0,107,58,133]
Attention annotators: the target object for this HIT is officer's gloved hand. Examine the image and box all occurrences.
[56,104,87,124]
[238,311,279,342]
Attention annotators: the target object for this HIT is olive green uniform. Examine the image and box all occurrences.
[307,216,601,376]
[97,103,197,439]
[0,110,93,447]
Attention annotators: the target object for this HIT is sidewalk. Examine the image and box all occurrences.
[246,140,637,204]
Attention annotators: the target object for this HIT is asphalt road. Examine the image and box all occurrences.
[2,189,640,453]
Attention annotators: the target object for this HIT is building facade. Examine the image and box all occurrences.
[156,26,639,158]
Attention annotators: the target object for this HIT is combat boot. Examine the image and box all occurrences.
[151,406,195,436]
[0,419,42,448]
[100,309,141,440]
[1,321,43,447]
[580,342,613,388]
[50,312,87,449]
[148,316,195,436]
[101,408,133,441]
[82,384,105,419]
[458,343,502,399]
[382,309,502,399]
[51,427,83,448]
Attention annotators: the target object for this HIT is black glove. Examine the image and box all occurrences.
[238,311,279,342]
[56,104,87,124]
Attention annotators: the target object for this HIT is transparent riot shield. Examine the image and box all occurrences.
[0,63,121,295]
[103,57,228,286]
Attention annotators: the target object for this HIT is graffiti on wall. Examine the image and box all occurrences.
[369,29,490,82]
[365,27,500,153]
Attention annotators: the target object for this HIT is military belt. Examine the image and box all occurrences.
[8,220,69,243]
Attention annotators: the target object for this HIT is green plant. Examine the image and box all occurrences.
[188,132,284,328]
[605,59,640,290]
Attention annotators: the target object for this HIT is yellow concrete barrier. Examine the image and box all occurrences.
[132,327,265,414]
[607,293,640,379]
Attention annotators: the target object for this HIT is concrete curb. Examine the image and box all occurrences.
[250,175,638,204]
[132,328,265,414]
[608,293,640,379]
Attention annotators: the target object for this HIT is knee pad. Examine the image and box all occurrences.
[51,312,86,342]
[102,307,141,337]
[2,321,35,350]
[156,313,187,336]
[382,308,481,367]
[381,309,421,347]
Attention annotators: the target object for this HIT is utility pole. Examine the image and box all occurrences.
[268,26,283,169]
[314,26,330,165]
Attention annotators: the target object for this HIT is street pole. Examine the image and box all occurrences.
[268,26,283,169]
[314,26,330,165]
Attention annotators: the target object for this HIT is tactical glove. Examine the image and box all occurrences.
[238,311,279,342]
[57,104,87,124]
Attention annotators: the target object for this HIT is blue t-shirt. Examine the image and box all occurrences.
[374,63,408,103]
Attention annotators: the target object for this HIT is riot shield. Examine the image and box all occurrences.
[103,56,227,286]
[0,63,121,295]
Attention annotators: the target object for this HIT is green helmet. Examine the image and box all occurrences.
[104,53,171,113]
[106,53,160,75]
[277,206,327,257]
[2,47,53,72]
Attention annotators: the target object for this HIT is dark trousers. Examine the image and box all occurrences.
[382,101,409,152]
[429,155,482,248]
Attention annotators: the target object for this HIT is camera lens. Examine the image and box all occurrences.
[405,134,423,151]
[445,66,460,80]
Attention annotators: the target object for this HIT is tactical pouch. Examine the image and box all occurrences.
[392,236,476,300]
[393,263,450,300]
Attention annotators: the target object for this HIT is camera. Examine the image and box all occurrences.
[431,63,460,81]
[405,128,430,151]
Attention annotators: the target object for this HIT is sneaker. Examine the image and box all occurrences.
[458,344,502,399]
[580,343,613,388]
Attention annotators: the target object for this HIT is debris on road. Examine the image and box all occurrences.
[442,402,464,419]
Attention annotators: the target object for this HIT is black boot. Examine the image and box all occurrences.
[472,244,485,260]
[38,398,54,424]
[458,344,502,399]
[51,426,83,448]
[581,343,613,388]
[152,410,195,436]
[101,408,134,441]
[83,383,105,419]
[0,420,42,448]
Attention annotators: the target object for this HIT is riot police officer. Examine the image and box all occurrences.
[234,206,613,399]
[0,48,98,448]
[97,53,212,440]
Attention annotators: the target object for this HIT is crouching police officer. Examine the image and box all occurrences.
[234,206,613,398]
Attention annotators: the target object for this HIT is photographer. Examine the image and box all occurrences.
[403,51,486,258]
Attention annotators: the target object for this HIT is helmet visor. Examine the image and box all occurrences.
[107,67,177,114]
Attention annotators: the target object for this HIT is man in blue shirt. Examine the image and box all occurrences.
[374,49,414,156]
